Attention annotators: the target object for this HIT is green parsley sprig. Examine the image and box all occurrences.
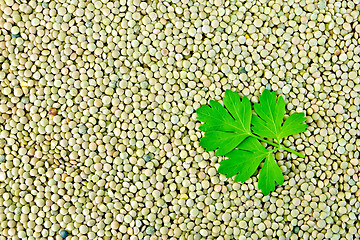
[196,89,308,195]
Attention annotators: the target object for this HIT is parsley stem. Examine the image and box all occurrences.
[279,146,305,158]
[251,134,305,158]
[269,148,279,153]
[250,134,279,148]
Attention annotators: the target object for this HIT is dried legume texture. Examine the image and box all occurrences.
[0,0,360,239]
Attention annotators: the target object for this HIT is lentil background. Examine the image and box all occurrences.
[0,0,360,239]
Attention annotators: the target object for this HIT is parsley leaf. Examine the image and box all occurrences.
[219,137,284,195]
[218,137,269,183]
[196,89,308,195]
[278,112,307,139]
[196,90,252,156]
[258,154,284,195]
[251,89,285,140]
[252,89,308,141]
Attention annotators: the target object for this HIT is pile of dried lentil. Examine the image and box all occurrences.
[1,0,360,239]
